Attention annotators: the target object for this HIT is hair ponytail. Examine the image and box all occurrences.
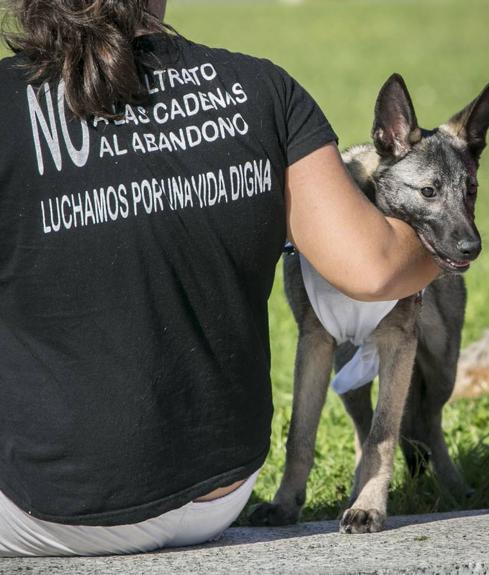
[2,1,172,119]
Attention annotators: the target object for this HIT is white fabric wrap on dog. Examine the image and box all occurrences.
[299,254,398,395]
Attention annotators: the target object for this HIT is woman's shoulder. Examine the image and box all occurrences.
[169,34,290,85]
[176,35,266,63]
[174,35,299,114]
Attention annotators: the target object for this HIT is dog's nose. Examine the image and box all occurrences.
[456,238,481,259]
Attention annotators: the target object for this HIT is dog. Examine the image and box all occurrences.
[249,73,489,534]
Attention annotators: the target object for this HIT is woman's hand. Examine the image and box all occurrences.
[285,141,442,301]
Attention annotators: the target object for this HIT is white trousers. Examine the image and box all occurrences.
[0,469,260,557]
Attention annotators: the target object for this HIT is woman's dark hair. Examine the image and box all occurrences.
[1,1,173,119]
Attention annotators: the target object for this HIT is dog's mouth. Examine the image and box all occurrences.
[418,233,471,273]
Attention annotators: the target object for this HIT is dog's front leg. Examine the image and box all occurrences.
[340,312,418,534]
[249,310,335,526]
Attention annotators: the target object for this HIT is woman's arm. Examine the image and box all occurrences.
[285,141,442,302]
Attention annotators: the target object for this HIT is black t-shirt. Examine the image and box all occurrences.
[0,32,338,526]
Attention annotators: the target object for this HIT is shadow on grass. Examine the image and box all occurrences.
[388,435,489,517]
[235,434,489,528]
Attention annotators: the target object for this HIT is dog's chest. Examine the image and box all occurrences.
[299,253,398,346]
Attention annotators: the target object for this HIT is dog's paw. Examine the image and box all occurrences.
[339,508,385,534]
[248,502,299,527]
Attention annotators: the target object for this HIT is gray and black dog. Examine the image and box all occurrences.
[250,74,489,534]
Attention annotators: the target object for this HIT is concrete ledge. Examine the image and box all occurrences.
[1,509,488,574]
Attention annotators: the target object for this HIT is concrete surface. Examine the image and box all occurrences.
[1,509,488,574]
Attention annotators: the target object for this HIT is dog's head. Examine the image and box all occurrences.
[372,73,489,273]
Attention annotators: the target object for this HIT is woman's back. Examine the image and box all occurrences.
[0,32,337,526]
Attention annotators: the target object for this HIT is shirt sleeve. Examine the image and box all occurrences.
[266,62,339,166]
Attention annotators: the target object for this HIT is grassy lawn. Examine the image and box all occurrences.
[2,0,489,522]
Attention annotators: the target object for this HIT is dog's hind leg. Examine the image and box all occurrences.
[400,363,432,477]
[341,383,374,467]
[427,410,470,496]
[404,277,471,497]
[249,309,335,526]
[340,300,418,534]
[336,343,374,466]
[410,347,471,496]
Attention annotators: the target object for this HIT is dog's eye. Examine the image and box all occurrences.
[421,187,436,198]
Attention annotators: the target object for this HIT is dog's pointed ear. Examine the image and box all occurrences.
[372,73,422,159]
[442,83,489,161]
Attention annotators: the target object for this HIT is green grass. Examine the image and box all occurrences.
[2,0,489,522]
